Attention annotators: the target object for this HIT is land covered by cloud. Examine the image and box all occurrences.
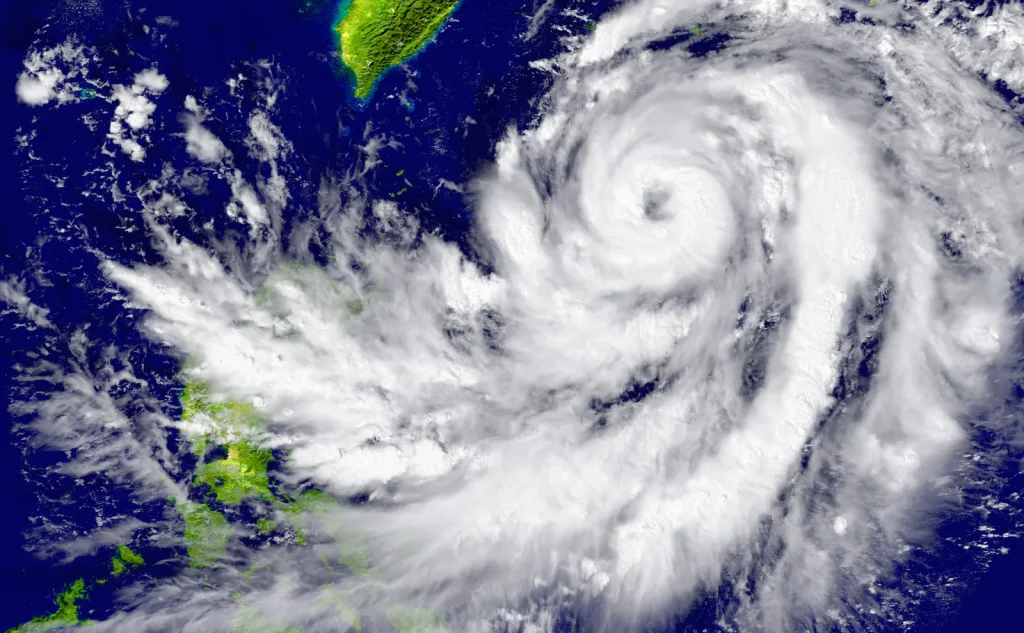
[6,1,1024,632]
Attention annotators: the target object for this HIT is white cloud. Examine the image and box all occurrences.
[247,112,284,161]
[112,85,157,130]
[109,5,1024,625]
[228,177,268,226]
[14,38,92,107]
[104,69,169,161]
[183,116,228,163]
[18,2,1024,632]
[15,74,56,106]
[0,277,53,329]
[133,68,169,94]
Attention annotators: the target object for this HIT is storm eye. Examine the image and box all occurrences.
[641,187,672,221]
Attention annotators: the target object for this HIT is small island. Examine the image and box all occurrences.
[6,579,87,633]
[335,0,462,99]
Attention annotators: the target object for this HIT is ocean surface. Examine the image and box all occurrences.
[2,1,1023,632]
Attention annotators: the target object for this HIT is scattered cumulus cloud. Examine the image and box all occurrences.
[14,38,93,106]
[106,69,169,161]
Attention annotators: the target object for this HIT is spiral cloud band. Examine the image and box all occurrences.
[85,0,1024,631]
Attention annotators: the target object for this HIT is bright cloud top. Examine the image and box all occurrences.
[91,1,1024,632]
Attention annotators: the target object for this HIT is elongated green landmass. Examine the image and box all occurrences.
[180,380,264,426]
[295,488,340,514]
[385,606,447,633]
[178,369,374,574]
[335,0,462,99]
[111,544,145,576]
[172,498,231,568]
[117,545,145,567]
[194,441,275,504]
[6,578,87,633]
[182,381,264,425]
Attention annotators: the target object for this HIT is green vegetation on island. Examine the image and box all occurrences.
[194,441,276,504]
[256,517,276,535]
[177,372,373,576]
[295,490,370,574]
[111,544,145,576]
[9,306,439,633]
[180,379,266,457]
[337,546,370,576]
[294,488,341,515]
[169,363,430,630]
[172,498,231,568]
[6,578,88,633]
[334,0,462,99]
[274,489,370,574]
[174,375,279,567]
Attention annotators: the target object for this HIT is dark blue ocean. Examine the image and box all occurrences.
[1,0,1022,631]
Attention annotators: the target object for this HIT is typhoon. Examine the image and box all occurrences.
[6,0,1024,632]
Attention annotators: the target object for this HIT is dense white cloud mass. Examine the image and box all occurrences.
[14,38,93,106]
[10,0,1024,632]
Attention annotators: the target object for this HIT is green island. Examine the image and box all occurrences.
[111,544,145,576]
[6,539,151,632]
[334,0,462,99]
[175,375,446,632]
[180,379,265,458]
[6,266,434,632]
[275,489,370,574]
[175,322,443,632]
[6,578,87,633]
[172,497,231,568]
[194,441,276,505]
[177,368,375,579]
